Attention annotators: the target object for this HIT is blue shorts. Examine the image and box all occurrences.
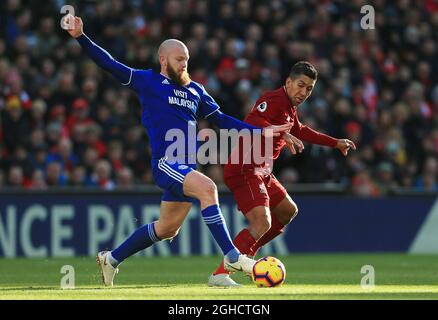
[152,156,197,203]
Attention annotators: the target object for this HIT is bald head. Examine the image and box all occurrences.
[158,39,191,86]
[158,39,189,58]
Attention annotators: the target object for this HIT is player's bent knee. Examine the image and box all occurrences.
[159,227,181,240]
[203,180,218,196]
[197,180,218,204]
[290,202,298,218]
[283,202,298,225]
[155,220,182,240]
[184,172,219,207]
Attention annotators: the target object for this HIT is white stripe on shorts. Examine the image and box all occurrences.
[161,160,185,180]
[158,158,184,183]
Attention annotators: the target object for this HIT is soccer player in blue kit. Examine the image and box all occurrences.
[64,15,291,286]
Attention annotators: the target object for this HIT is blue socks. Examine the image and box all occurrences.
[110,222,161,267]
[109,205,240,267]
[201,204,240,263]
[225,248,240,264]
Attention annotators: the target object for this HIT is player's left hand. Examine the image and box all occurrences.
[283,132,304,155]
[336,138,356,156]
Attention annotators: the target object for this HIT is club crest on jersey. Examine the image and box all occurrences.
[188,87,199,97]
[257,101,268,112]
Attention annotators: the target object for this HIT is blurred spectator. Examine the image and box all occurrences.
[84,123,107,158]
[45,162,67,186]
[89,159,115,190]
[82,146,99,175]
[351,169,380,197]
[415,156,438,191]
[46,138,80,174]
[279,168,300,185]
[46,121,63,149]
[1,95,31,152]
[108,140,124,173]
[70,165,87,187]
[375,162,398,195]
[6,145,34,179]
[66,98,94,132]
[30,99,47,130]
[7,166,24,187]
[29,169,47,190]
[116,167,134,189]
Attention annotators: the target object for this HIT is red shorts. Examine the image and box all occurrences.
[224,171,288,214]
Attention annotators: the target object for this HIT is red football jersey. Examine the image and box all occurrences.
[224,86,338,176]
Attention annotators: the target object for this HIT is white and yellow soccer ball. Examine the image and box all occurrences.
[251,256,286,288]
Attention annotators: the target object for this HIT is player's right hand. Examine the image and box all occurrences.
[283,132,304,154]
[63,14,84,38]
[335,138,356,156]
[262,123,292,138]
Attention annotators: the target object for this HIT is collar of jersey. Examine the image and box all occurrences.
[159,72,192,88]
[282,86,296,109]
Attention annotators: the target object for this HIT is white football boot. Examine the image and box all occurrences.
[224,254,256,274]
[208,274,241,287]
[96,251,119,287]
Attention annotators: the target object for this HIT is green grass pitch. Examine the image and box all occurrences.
[0,254,437,300]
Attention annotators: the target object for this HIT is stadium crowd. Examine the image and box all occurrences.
[1,0,438,195]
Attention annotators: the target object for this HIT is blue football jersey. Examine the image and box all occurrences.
[125,69,219,161]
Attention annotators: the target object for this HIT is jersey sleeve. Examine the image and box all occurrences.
[249,95,286,125]
[290,111,338,147]
[197,85,261,132]
[207,109,261,132]
[123,68,153,93]
[197,85,221,119]
[76,34,151,93]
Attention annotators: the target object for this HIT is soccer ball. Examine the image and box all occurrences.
[251,256,286,287]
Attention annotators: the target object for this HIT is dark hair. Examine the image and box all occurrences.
[289,61,318,80]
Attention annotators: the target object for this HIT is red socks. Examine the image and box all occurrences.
[213,214,286,275]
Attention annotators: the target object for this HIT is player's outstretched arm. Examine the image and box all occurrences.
[207,110,292,137]
[63,14,133,86]
[200,85,291,136]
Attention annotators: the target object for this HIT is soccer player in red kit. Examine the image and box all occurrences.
[208,61,356,286]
